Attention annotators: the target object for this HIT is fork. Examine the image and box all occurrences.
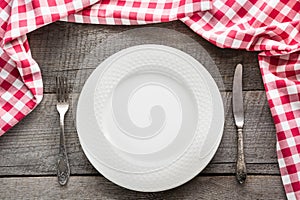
[56,76,70,186]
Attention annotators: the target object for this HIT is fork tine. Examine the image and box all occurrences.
[56,76,60,102]
[60,77,64,102]
[59,76,64,101]
[64,77,68,102]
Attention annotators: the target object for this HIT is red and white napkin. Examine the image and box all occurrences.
[1,0,300,199]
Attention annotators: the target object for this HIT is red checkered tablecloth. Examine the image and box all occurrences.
[1,0,300,199]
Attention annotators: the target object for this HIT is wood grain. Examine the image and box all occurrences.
[0,91,277,176]
[28,21,263,93]
[0,176,286,199]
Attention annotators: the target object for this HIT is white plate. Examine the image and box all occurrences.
[76,45,224,191]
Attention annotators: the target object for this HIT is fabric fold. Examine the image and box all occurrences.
[62,0,212,24]
[259,53,300,199]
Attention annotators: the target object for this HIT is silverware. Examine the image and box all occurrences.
[56,76,70,186]
[232,63,247,184]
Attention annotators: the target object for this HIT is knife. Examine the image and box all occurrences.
[232,63,247,184]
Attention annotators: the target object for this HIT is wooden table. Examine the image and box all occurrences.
[0,21,287,199]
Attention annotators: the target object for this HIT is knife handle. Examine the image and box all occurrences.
[236,128,247,184]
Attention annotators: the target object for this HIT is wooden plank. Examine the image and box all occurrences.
[28,21,263,93]
[0,175,286,199]
[0,91,277,176]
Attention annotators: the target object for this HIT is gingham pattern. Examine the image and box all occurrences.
[1,0,300,199]
[62,0,212,24]
[259,54,300,200]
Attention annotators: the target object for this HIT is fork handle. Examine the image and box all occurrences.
[236,128,247,184]
[57,116,70,186]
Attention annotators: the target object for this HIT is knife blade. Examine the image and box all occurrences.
[232,63,247,184]
[233,64,244,129]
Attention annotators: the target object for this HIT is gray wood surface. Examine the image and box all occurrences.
[28,21,263,93]
[0,21,285,199]
[0,176,285,200]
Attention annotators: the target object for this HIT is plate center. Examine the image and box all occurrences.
[114,81,182,139]
[100,72,197,155]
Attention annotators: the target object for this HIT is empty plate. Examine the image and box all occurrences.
[76,44,224,191]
